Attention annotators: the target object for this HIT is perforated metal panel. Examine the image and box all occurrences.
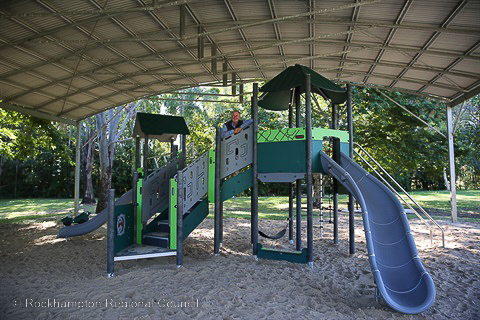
[181,151,209,213]
[220,126,253,179]
[142,156,183,224]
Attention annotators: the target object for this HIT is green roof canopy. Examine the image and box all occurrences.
[133,112,189,142]
[259,64,347,111]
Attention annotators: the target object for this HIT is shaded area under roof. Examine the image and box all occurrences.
[259,65,347,110]
[133,113,189,142]
[0,0,479,124]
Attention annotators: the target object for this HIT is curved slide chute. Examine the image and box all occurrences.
[57,190,133,238]
[319,150,435,314]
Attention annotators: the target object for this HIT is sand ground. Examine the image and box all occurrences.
[0,214,479,320]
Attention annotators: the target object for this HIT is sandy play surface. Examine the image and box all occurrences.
[0,214,479,319]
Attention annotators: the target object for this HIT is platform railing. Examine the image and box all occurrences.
[354,143,445,248]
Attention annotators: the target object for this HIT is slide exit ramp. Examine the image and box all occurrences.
[57,190,133,238]
[319,150,435,314]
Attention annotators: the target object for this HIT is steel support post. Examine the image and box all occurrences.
[347,83,355,254]
[305,74,314,267]
[252,83,259,257]
[176,170,183,267]
[106,188,115,278]
[214,127,221,255]
[446,106,458,222]
[332,104,339,244]
[288,102,294,244]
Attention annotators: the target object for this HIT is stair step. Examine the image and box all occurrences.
[144,231,169,238]
[143,232,169,248]
[156,221,170,233]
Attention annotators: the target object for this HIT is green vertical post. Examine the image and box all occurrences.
[208,149,215,203]
[169,178,178,250]
[136,177,143,244]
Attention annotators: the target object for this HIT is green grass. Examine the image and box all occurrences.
[0,198,96,224]
[1,190,478,224]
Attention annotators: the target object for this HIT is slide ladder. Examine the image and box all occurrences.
[319,150,435,314]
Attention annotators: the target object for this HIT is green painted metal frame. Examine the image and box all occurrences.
[313,128,349,143]
[208,149,215,203]
[169,177,177,250]
[136,177,143,245]
[257,127,349,143]
[257,244,308,263]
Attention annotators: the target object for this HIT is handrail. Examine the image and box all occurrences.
[354,143,445,248]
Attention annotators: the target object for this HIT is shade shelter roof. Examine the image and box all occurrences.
[0,0,479,124]
[133,112,189,142]
[259,64,347,110]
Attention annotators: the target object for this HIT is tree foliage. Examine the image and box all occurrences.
[0,86,478,201]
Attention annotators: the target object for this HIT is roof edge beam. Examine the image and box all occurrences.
[449,82,480,107]
[0,102,77,125]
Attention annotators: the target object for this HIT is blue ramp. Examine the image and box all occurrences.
[319,151,435,314]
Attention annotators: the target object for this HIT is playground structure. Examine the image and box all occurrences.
[58,65,436,315]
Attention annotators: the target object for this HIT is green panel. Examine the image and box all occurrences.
[257,244,308,263]
[208,149,215,203]
[114,203,134,255]
[182,198,209,241]
[259,140,326,174]
[312,140,326,174]
[221,168,253,202]
[258,141,306,173]
[136,178,143,244]
[312,128,349,143]
[133,113,189,138]
[169,178,177,250]
[340,142,350,156]
[257,128,306,143]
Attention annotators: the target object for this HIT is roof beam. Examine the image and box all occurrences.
[336,0,361,79]
[222,0,266,79]
[388,0,469,88]
[88,56,480,79]
[5,27,373,106]
[417,40,480,94]
[448,80,480,107]
[0,102,77,125]
[335,69,468,92]
[267,0,287,69]
[363,0,413,83]
[0,0,195,19]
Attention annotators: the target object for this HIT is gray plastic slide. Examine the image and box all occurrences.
[57,190,133,238]
[319,151,435,314]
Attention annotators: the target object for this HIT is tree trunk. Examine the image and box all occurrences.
[94,103,137,213]
[443,167,450,191]
[81,126,96,204]
[95,112,111,213]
